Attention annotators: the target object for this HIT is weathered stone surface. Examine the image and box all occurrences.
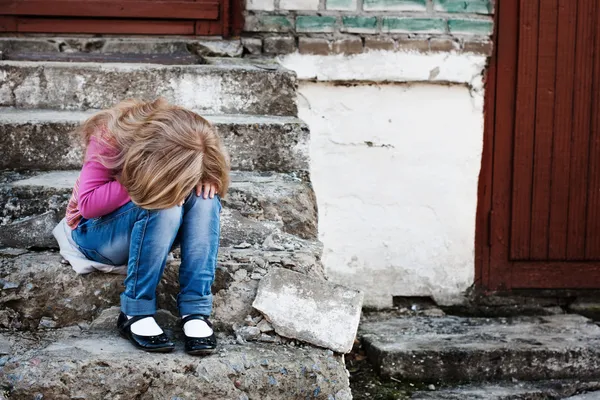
[0,60,297,116]
[566,391,600,400]
[0,109,309,172]
[0,37,244,57]
[361,315,600,382]
[0,329,351,400]
[568,300,600,321]
[0,245,324,331]
[0,170,317,248]
[253,268,363,353]
[411,380,600,399]
[0,211,57,248]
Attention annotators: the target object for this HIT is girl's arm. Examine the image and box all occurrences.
[78,136,131,219]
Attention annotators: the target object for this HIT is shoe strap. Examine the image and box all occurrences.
[122,314,156,330]
[182,314,212,328]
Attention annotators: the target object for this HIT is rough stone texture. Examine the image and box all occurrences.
[242,37,263,55]
[360,315,600,383]
[0,59,297,116]
[0,329,351,400]
[568,300,600,321]
[411,381,600,400]
[0,245,324,331]
[298,38,331,55]
[263,36,297,55]
[332,37,363,55]
[0,37,243,58]
[364,37,396,51]
[0,109,309,172]
[0,170,318,248]
[566,392,600,400]
[253,268,363,353]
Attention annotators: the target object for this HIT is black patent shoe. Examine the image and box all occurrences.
[117,312,175,353]
[181,314,217,355]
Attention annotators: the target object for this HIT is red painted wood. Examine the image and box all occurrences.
[488,0,519,291]
[567,0,596,259]
[0,1,219,20]
[585,4,600,259]
[548,0,578,260]
[511,262,600,289]
[509,0,539,261]
[221,0,230,37]
[13,18,196,35]
[195,20,221,35]
[231,0,244,36]
[529,0,558,259]
[0,16,17,31]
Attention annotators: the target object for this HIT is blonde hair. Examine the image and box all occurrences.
[78,98,230,209]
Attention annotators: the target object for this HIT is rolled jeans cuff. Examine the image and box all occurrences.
[178,293,213,317]
[120,293,157,316]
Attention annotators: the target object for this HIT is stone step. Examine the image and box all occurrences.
[0,170,317,249]
[360,315,600,383]
[0,328,351,400]
[0,243,324,331]
[0,109,308,172]
[0,58,296,115]
[0,36,243,57]
[410,380,600,399]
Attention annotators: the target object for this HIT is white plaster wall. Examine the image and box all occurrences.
[280,52,486,307]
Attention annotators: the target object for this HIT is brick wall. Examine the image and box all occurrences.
[242,0,494,55]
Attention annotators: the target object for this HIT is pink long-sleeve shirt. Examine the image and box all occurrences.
[66,135,131,229]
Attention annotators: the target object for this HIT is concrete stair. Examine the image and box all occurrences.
[358,313,600,398]
[0,58,296,115]
[409,380,600,399]
[0,109,309,172]
[0,38,352,400]
[0,170,317,248]
[0,328,351,400]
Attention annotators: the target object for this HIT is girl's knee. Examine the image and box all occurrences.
[191,194,221,214]
[151,206,183,232]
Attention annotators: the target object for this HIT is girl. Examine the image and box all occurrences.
[55,98,229,355]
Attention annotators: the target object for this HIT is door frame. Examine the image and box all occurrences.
[476,0,600,292]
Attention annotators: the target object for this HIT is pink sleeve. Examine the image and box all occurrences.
[78,136,131,219]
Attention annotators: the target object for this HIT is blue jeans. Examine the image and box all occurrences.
[71,193,221,317]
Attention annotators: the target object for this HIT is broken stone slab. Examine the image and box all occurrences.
[0,329,351,400]
[1,246,324,331]
[411,380,600,400]
[252,267,363,354]
[360,314,600,383]
[0,170,317,249]
[0,109,309,172]
[0,211,58,248]
[0,59,296,116]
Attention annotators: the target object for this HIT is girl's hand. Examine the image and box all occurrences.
[197,182,218,199]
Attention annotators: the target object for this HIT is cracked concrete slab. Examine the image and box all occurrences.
[361,315,600,382]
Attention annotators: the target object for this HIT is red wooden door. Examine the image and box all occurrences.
[479,0,600,291]
[0,0,242,36]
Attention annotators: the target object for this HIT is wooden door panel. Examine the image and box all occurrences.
[0,1,219,20]
[548,0,577,260]
[481,0,600,291]
[585,1,600,259]
[529,0,558,260]
[0,0,242,36]
[509,0,539,261]
[5,17,197,34]
[566,0,596,260]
